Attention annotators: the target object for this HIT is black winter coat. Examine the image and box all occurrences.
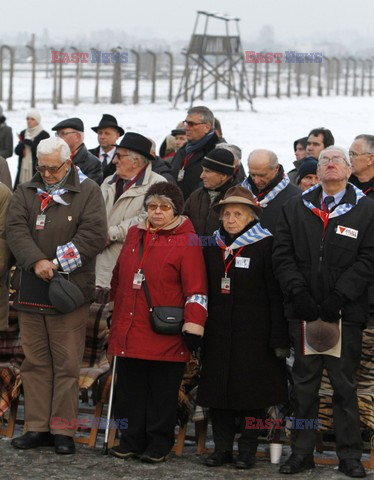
[197,233,289,410]
[89,146,116,182]
[183,177,237,236]
[170,133,219,200]
[273,184,374,326]
[73,144,103,185]
[14,129,50,188]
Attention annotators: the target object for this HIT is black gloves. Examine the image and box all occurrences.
[183,333,203,357]
[292,290,319,322]
[319,292,344,323]
[23,138,34,147]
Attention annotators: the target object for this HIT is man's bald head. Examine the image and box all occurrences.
[247,149,279,190]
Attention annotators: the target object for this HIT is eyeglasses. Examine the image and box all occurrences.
[348,151,373,158]
[147,203,173,211]
[55,131,77,138]
[318,156,349,166]
[36,163,66,174]
[114,152,132,160]
[183,120,206,128]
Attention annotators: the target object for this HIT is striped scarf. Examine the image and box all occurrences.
[213,222,272,259]
[241,173,290,208]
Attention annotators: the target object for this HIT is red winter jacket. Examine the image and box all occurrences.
[108,217,208,362]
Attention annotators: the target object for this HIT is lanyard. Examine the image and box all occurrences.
[137,224,159,272]
[183,153,193,169]
[220,246,245,277]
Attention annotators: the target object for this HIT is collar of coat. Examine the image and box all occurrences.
[137,215,187,232]
[107,162,152,187]
[241,165,290,207]
[213,222,272,259]
[302,182,366,219]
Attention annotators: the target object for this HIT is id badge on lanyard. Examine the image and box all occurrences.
[221,274,231,294]
[35,214,46,230]
[133,271,144,290]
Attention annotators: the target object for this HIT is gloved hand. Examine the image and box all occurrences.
[319,292,344,323]
[183,333,203,357]
[24,138,34,147]
[292,290,319,322]
[274,348,290,359]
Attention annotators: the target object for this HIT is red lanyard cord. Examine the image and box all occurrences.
[220,246,245,276]
[138,224,159,272]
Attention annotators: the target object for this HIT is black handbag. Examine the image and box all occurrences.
[139,236,184,335]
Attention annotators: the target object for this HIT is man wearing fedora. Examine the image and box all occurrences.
[6,137,107,455]
[183,148,238,237]
[52,117,103,184]
[95,132,165,290]
[89,114,124,182]
[273,146,374,478]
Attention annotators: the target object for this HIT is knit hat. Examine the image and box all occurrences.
[52,117,84,132]
[306,319,340,352]
[202,148,235,176]
[297,157,318,184]
[144,182,184,215]
[27,109,41,125]
[213,185,262,216]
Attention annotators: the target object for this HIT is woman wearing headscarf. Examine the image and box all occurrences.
[14,109,49,188]
[197,186,289,469]
[108,182,208,463]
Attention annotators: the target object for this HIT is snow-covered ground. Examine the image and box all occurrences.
[3,94,374,184]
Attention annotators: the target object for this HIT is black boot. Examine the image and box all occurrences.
[205,450,233,467]
[279,453,315,474]
[11,431,54,449]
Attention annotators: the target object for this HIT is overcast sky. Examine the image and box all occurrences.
[2,0,373,48]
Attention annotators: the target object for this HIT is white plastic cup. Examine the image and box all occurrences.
[270,443,283,464]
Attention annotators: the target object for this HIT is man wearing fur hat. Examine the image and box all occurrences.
[273,146,374,478]
[52,117,103,184]
[95,132,166,290]
[183,148,238,236]
[170,106,219,200]
[89,114,124,182]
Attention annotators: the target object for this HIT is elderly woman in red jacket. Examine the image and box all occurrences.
[108,182,208,463]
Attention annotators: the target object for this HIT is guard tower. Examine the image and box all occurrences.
[174,11,254,110]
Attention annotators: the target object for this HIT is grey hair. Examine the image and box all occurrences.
[248,149,278,169]
[145,194,176,214]
[219,203,259,221]
[187,106,214,127]
[37,137,71,163]
[216,143,242,162]
[318,145,351,166]
[127,150,149,166]
[354,134,374,152]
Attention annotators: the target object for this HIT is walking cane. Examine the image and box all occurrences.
[102,355,117,455]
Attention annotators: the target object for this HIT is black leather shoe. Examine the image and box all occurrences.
[54,434,75,455]
[279,453,315,474]
[205,450,233,467]
[109,445,139,459]
[236,451,256,469]
[338,459,366,478]
[140,452,166,463]
[11,431,54,449]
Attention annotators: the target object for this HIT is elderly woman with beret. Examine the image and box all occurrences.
[108,182,208,463]
[197,186,289,469]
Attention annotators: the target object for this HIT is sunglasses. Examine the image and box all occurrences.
[147,203,173,211]
[36,163,66,174]
[183,120,206,128]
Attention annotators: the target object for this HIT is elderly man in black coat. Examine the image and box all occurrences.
[273,146,374,478]
[242,149,300,234]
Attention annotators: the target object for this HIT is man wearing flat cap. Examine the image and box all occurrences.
[183,148,238,236]
[95,132,166,290]
[89,114,124,182]
[273,146,374,478]
[52,117,103,184]
[6,137,107,455]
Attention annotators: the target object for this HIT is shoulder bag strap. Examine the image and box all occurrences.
[139,235,153,311]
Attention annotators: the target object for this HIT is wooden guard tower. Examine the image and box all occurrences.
[174,10,254,110]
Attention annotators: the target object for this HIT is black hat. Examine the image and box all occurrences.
[144,182,184,215]
[91,114,124,136]
[297,157,318,184]
[306,318,340,352]
[113,132,154,161]
[52,117,84,132]
[202,148,235,176]
[48,272,85,314]
[171,128,186,136]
